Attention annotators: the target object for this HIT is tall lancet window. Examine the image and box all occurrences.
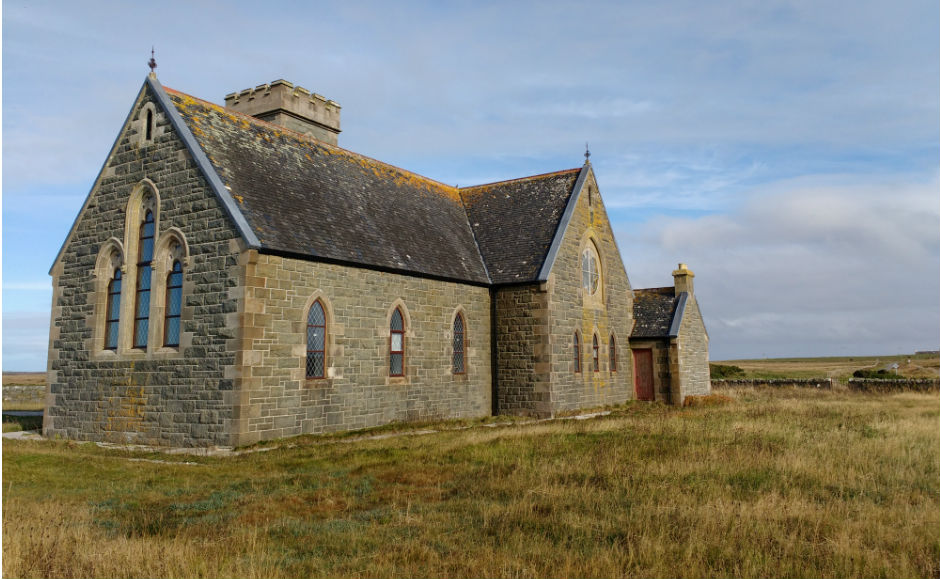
[306,300,326,379]
[133,210,155,348]
[390,307,405,377]
[105,268,122,350]
[453,313,465,375]
[164,260,183,347]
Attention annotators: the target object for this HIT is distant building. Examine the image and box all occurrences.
[45,75,710,447]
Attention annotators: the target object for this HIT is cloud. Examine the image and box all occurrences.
[621,173,940,359]
[2,313,51,372]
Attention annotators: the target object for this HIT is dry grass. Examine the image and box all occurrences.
[2,372,46,387]
[3,389,938,578]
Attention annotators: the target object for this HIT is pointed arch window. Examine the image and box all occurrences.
[105,269,122,350]
[133,210,155,349]
[453,313,465,375]
[592,334,600,372]
[306,300,327,379]
[582,246,600,295]
[163,260,183,347]
[610,334,618,372]
[573,332,581,374]
[390,307,405,377]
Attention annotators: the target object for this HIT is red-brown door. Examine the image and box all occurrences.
[633,349,654,401]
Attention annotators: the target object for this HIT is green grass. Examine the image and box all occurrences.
[3,388,939,578]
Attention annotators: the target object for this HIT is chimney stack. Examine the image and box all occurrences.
[672,263,694,296]
[224,80,341,145]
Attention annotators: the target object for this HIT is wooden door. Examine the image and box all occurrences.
[633,349,654,401]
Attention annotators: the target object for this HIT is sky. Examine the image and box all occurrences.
[2,0,938,371]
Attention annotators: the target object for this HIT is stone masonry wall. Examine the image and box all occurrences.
[546,170,634,412]
[231,252,492,446]
[45,84,241,447]
[495,284,551,416]
[676,297,710,401]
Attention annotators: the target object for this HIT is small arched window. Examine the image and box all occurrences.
[306,300,326,379]
[581,246,599,295]
[390,307,405,377]
[163,260,183,347]
[133,210,155,349]
[453,313,465,374]
[145,109,154,141]
[105,268,122,350]
[592,334,600,372]
[573,332,581,374]
[610,334,617,372]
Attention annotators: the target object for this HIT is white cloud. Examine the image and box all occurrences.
[622,173,940,359]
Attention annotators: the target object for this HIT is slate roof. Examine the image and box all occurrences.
[164,85,587,287]
[631,287,679,338]
[460,170,580,284]
[167,88,491,283]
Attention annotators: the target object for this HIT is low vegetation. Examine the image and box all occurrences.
[713,353,940,380]
[4,388,938,578]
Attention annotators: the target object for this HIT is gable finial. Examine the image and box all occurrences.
[584,142,591,164]
[148,47,157,77]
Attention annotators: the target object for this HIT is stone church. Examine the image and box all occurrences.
[45,74,710,447]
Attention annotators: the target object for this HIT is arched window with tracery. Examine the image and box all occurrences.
[105,269,122,350]
[307,300,327,379]
[582,245,600,296]
[610,334,618,372]
[133,210,155,348]
[573,332,581,374]
[390,307,405,377]
[592,334,600,372]
[163,260,183,347]
[453,313,465,374]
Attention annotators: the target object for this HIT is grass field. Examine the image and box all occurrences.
[714,353,940,380]
[3,388,938,578]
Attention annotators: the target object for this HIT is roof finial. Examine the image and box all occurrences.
[148,47,157,77]
[584,142,591,164]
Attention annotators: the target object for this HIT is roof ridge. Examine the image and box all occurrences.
[636,286,675,292]
[163,86,459,195]
[459,167,581,191]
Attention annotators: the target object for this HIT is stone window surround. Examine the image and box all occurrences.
[449,306,468,378]
[592,333,600,372]
[300,290,339,383]
[610,332,618,372]
[384,299,413,384]
[573,331,582,374]
[133,102,161,147]
[91,179,192,360]
[578,232,604,306]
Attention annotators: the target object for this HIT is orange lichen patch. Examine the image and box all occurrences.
[164,85,462,203]
[233,194,244,204]
[459,167,580,203]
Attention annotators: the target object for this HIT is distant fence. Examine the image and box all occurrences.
[712,378,940,393]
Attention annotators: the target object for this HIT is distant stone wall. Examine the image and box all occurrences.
[233,252,492,446]
[45,84,240,447]
[675,297,710,401]
[545,170,634,413]
[712,379,832,389]
[847,378,940,392]
[495,284,551,416]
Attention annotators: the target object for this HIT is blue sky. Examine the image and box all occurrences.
[3,0,939,370]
